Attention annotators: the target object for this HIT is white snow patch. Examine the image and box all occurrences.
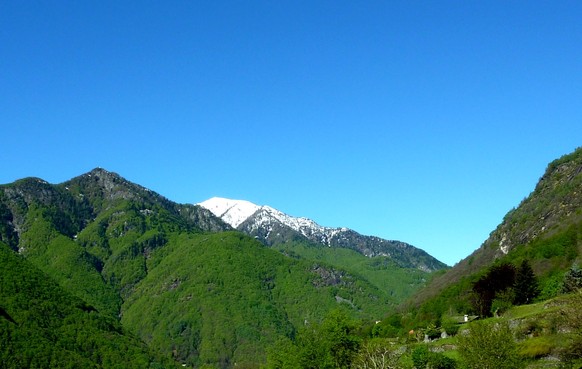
[198,197,260,228]
[198,197,353,246]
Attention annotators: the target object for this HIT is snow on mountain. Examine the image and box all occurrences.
[198,197,447,271]
[197,197,260,228]
[197,197,342,240]
[241,205,343,244]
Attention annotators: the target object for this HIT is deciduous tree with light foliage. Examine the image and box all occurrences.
[352,338,402,369]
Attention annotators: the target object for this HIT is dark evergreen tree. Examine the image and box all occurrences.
[472,263,516,317]
[513,260,539,305]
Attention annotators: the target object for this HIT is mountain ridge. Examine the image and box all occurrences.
[1,167,423,368]
[198,197,447,272]
[199,197,348,245]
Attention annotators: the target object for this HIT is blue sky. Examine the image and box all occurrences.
[1,1,581,265]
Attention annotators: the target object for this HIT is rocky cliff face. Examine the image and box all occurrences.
[0,168,230,249]
[0,177,89,246]
[486,149,582,257]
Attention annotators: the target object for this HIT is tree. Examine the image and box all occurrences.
[268,310,361,369]
[513,259,539,305]
[471,263,516,317]
[296,324,330,369]
[265,337,301,369]
[321,309,361,369]
[457,321,523,369]
[353,338,403,369]
[562,264,582,293]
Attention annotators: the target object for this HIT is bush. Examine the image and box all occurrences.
[457,321,524,369]
[441,317,460,336]
[538,273,562,300]
[425,323,441,340]
[562,264,582,293]
[558,291,582,366]
[429,353,456,369]
[411,345,456,369]
[491,295,514,316]
[518,337,554,359]
[411,345,430,369]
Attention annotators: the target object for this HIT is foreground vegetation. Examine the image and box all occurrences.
[265,289,582,369]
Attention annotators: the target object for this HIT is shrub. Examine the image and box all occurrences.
[538,273,562,300]
[562,264,582,293]
[425,323,441,340]
[457,321,524,369]
[441,317,460,336]
[411,345,456,369]
[518,337,554,359]
[558,291,582,366]
[429,352,456,369]
[491,289,514,316]
[411,345,430,369]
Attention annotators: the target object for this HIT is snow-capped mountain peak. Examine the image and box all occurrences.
[198,197,447,271]
[198,197,339,241]
[197,197,260,228]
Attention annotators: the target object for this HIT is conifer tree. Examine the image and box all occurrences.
[513,259,539,305]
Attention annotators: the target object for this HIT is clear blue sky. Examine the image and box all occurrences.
[1,1,581,265]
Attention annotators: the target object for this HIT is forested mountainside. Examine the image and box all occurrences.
[0,242,178,368]
[0,168,436,368]
[199,197,446,303]
[398,147,582,327]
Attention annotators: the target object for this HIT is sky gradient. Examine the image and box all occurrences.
[1,1,581,265]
